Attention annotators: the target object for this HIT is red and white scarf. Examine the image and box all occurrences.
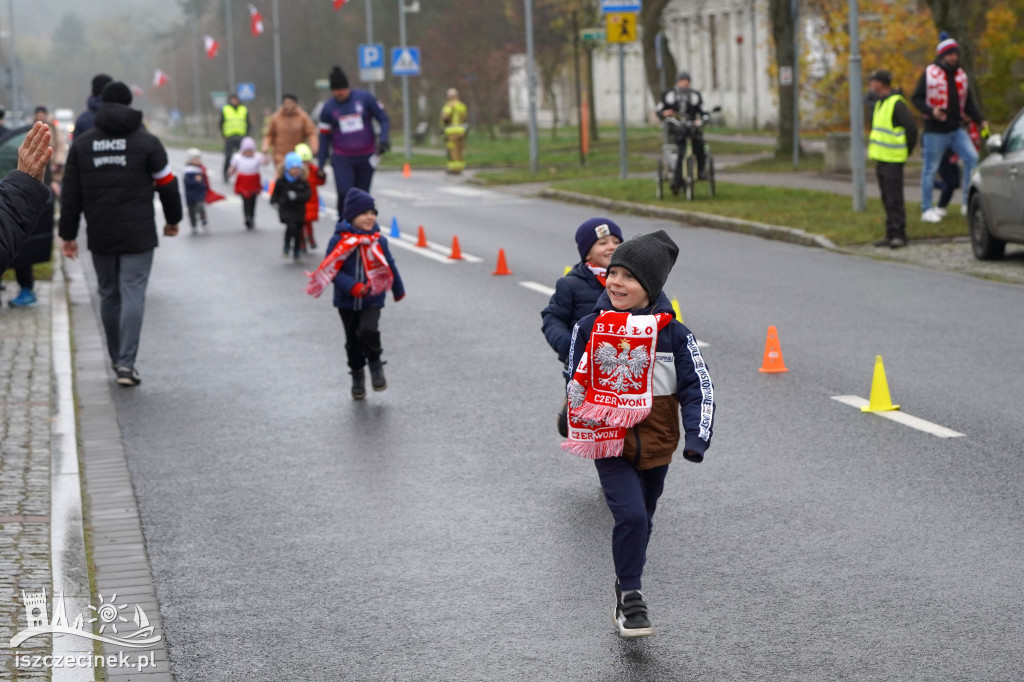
[562,311,674,459]
[925,64,968,119]
[305,232,393,298]
[585,262,607,287]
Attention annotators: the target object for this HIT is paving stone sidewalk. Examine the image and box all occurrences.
[0,282,54,681]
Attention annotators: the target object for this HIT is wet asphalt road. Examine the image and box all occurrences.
[96,148,1024,681]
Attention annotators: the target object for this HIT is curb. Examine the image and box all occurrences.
[538,188,837,250]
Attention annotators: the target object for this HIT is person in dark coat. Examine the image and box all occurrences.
[0,122,52,274]
[541,217,623,435]
[59,82,182,387]
[73,74,113,139]
[269,152,312,262]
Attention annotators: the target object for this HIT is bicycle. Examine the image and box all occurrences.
[655,115,717,201]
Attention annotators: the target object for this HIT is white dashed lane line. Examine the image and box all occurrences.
[831,395,965,438]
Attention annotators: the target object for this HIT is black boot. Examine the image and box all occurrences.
[368,361,387,391]
[350,368,367,400]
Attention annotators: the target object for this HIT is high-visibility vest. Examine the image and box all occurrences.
[221,104,248,137]
[441,100,468,135]
[868,94,908,163]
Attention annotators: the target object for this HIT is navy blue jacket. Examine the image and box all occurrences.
[73,95,103,138]
[541,262,606,364]
[326,221,405,310]
[568,291,715,462]
[183,165,207,205]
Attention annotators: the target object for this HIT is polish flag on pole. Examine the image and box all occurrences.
[332,0,346,9]
[248,5,265,36]
[204,35,220,59]
[153,70,169,88]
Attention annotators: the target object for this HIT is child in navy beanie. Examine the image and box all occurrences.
[313,187,405,400]
[541,217,623,436]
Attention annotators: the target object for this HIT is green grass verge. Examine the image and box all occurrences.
[551,177,969,246]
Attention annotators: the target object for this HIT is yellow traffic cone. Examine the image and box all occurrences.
[861,355,900,412]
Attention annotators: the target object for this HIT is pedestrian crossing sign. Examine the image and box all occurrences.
[606,13,637,43]
[391,47,421,76]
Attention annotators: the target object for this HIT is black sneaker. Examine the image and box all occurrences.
[351,368,367,400]
[614,581,654,638]
[115,366,141,387]
[369,362,387,391]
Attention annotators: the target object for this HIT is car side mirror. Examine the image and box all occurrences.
[986,134,1003,154]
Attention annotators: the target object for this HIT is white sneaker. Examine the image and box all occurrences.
[921,208,942,223]
[934,207,948,217]
[961,204,968,216]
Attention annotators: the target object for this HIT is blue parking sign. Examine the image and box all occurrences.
[359,44,384,69]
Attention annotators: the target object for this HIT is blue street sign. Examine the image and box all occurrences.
[236,82,256,101]
[601,0,641,13]
[359,43,384,69]
[391,47,421,76]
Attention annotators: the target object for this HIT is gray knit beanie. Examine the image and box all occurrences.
[608,230,679,303]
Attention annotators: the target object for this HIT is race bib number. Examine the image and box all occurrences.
[339,113,365,134]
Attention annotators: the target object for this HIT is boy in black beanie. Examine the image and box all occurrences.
[565,229,715,638]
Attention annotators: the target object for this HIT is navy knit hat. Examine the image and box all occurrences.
[608,230,679,303]
[575,217,623,262]
[101,81,133,105]
[342,187,377,223]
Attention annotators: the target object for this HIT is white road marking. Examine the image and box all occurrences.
[396,233,483,262]
[518,282,710,347]
[388,236,456,263]
[520,281,556,296]
[831,395,965,438]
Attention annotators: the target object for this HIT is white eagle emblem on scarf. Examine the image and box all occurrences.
[594,339,651,392]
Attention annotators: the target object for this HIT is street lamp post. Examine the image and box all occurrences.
[849,0,866,211]
[398,0,419,161]
[272,0,282,105]
[225,0,236,93]
[524,0,539,174]
[365,0,375,96]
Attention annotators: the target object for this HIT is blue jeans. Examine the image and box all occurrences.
[594,457,669,591]
[91,250,154,369]
[331,154,375,215]
[920,128,978,211]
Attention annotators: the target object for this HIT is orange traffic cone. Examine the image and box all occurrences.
[492,249,512,275]
[402,163,411,178]
[416,225,428,247]
[758,325,788,373]
[449,236,463,260]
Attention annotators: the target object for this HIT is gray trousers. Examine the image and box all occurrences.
[91,250,154,369]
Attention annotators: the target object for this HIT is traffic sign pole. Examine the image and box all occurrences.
[399,0,411,161]
[365,0,375,96]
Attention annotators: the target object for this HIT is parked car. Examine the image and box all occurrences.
[54,108,75,142]
[966,110,1024,259]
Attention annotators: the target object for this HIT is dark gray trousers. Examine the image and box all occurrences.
[91,250,154,369]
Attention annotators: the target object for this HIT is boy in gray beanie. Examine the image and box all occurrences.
[565,228,715,638]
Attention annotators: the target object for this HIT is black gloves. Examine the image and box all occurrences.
[376,140,390,155]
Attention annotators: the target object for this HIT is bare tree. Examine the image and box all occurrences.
[768,0,797,157]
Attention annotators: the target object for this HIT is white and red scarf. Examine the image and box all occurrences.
[305,232,393,298]
[585,262,607,287]
[562,311,673,459]
[925,64,968,119]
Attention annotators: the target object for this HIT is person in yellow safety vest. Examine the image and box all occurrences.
[867,69,918,249]
[219,94,251,182]
[440,88,468,174]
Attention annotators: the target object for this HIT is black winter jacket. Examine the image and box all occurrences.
[270,176,311,224]
[541,262,607,364]
[0,170,50,273]
[59,102,183,254]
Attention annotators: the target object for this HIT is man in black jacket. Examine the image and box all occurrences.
[59,82,182,387]
[73,73,113,139]
[0,122,53,273]
[657,71,710,192]
[911,34,987,222]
